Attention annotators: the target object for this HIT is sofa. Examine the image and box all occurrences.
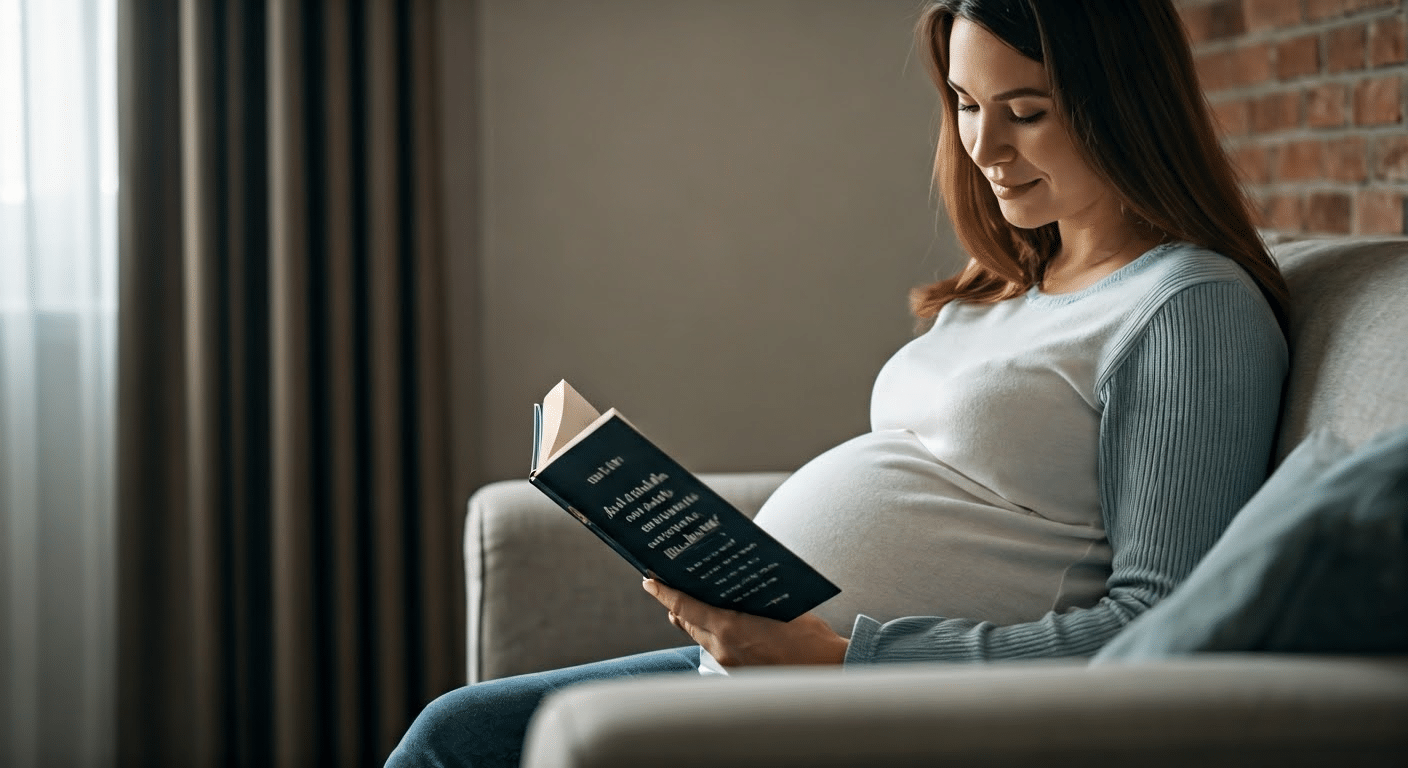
[464,236,1408,766]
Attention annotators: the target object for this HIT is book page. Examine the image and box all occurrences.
[537,380,602,469]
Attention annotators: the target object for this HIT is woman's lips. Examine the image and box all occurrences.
[990,178,1040,199]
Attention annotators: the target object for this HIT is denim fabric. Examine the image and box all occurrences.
[385,646,700,768]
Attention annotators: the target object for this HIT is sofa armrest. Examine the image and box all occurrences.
[465,471,790,683]
[522,655,1408,768]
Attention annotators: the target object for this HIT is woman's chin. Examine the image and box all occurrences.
[996,205,1054,230]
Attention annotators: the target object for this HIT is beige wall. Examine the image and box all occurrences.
[439,0,963,488]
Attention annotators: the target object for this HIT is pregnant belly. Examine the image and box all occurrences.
[753,430,1109,634]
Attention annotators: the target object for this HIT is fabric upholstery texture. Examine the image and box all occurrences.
[522,656,1408,768]
[1273,237,1408,457]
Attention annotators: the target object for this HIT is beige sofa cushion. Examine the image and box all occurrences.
[1274,236,1408,458]
[523,655,1408,768]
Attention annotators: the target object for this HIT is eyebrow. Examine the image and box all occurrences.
[947,81,1051,101]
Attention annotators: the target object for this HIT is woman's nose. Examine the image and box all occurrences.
[966,116,1015,169]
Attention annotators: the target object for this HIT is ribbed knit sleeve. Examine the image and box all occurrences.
[844,281,1287,663]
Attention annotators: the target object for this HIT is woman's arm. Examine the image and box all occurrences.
[843,280,1288,663]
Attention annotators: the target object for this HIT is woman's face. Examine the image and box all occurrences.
[946,18,1115,231]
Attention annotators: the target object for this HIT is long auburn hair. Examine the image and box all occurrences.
[912,0,1289,333]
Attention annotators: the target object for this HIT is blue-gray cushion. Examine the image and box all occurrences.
[1094,425,1408,662]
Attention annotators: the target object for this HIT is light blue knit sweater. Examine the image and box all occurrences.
[752,242,1288,665]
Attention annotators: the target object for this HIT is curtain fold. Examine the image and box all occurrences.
[117,1,462,765]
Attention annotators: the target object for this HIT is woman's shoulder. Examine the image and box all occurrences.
[1094,242,1287,391]
[1140,241,1266,295]
[1108,241,1278,330]
[1025,241,1262,312]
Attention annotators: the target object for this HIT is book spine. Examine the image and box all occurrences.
[530,476,654,578]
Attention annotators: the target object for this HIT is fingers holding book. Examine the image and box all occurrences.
[643,579,849,668]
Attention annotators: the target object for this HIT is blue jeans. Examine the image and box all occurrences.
[385,646,701,768]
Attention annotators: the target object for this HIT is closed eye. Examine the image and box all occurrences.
[957,103,1046,125]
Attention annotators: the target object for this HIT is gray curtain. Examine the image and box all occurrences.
[116,1,463,765]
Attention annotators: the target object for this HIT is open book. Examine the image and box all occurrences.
[529,380,840,622]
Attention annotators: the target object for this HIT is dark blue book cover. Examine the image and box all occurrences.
[531,403,839,623]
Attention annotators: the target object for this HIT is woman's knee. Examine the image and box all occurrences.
[384,648,700,767]
[385,679,544,768]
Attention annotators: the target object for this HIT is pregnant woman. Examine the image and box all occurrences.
[387,1,1289,764]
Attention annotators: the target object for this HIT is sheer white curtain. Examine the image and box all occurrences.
[0,0,118,766]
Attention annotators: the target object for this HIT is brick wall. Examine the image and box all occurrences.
[1177,0,1407,235]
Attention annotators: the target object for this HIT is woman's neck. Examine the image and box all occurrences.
[1043,213,1164,295]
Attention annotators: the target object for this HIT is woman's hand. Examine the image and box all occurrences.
[642,579,848,668]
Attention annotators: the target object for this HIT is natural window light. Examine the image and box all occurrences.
[1,0,118,765]
[0,0,119,313]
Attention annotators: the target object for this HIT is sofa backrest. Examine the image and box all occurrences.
[1272,236,1408,461]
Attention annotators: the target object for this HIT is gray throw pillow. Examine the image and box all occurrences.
[1094,425,1408,662]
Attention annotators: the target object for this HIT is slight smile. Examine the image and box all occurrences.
[990,178,1040,199]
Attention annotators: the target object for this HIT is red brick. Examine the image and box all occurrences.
[1197,46,1272,92]
[1370,17,1407,68]
[1208,0,1248,39]
[1307,83,1349,127]
[1375,134,1408,181]
[1325,136,1369,181]
[1180,4,1214,45]
[1211,98,1251,135]
[1307,0,1341,22]
[1355,189,1406,233]
[1306,191,1353,233]
[1307,0,1400,22]
[1276,139,1326,180]
[1245,0,1302,30]
[1196,49,1239,92]
[1231,144,1272,183]
[1353,75,1404,125]
[1251,91,1302,132]
[1327,24,1368,73]
[1277,34,1321,80]
[1262,193,1305,231]
[1236,43,1275,85]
